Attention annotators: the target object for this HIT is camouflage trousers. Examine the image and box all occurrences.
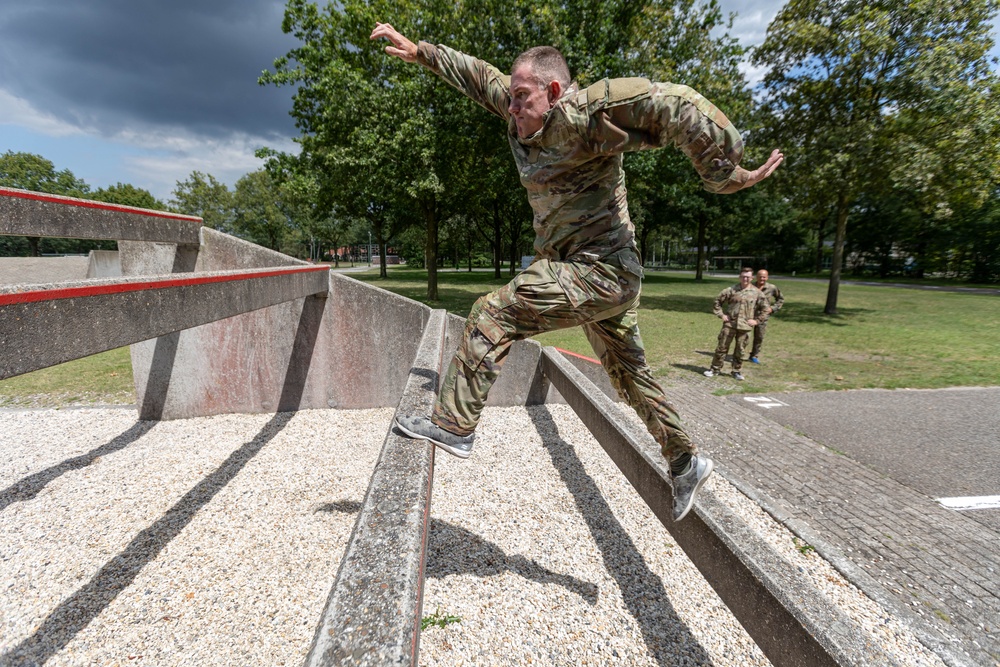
[750,320,768,358]
[431,257,695,460]
[710,325,750,372]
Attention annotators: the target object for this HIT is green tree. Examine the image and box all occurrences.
[170,171,234,233]
[91,183,165,210]
[232,170,291,251]
[753,0,1000,312]
[0,151,90,256]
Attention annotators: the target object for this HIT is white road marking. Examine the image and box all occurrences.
[743,396,788,409]
[936,496,1000,511]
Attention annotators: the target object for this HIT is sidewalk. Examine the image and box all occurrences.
[662,380,1000,667]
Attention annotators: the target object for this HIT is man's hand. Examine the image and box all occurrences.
[748,319,758,327]
[722,315,730,323]
[370,22,418,62]
[719,148,784,193]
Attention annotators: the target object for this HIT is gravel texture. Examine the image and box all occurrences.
[1,404,944,666]
[1,407,390,666]
[419,404,946,667]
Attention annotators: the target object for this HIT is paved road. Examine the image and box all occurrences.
[663,383,1000,666]
[729,387,1000,533]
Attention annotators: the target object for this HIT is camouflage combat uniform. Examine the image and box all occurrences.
[751,281,784,359]
[416,42,750,460]
[709,282,770,373]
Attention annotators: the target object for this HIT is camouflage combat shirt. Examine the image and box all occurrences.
[416,42,749,273]
[756,281,784,312]
[712,283,770,332]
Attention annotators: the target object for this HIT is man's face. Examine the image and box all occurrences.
[509,64,556,138]
[740,271,753,288]
[757,270,769,285]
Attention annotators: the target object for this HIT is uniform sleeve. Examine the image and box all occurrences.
[712,289,728,318]
[416,42,511,120]
[755,292,771,323]
[603,82,748,194]
[772,286,784,311]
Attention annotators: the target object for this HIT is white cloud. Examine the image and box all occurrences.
[121,129,299,201]
[1,86,299,202]
[0,88,84,137]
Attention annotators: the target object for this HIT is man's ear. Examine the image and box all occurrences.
[547,80,562,106]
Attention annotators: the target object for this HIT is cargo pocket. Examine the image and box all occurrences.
[456,283,517,372]
[555,262,595,308]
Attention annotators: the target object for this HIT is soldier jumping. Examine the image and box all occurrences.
[371,22,783,521]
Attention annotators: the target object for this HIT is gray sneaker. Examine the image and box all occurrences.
[732,371,745,381]
[395,415,475,459]
[703,369,718,377]
[671,456,715,521]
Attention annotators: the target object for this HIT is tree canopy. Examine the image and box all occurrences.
[753,0,1000,310]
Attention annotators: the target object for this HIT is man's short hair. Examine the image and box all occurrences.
[741,266,754,274]
[512,46,571,88]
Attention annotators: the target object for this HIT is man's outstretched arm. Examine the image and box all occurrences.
[370,22,511,120]
[600,81,783,193]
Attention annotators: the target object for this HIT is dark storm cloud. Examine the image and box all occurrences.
[0,0,300,140]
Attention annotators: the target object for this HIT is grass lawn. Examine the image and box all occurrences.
[351,266,1000,394]
[2,265,994,405]
[0,346,135,408]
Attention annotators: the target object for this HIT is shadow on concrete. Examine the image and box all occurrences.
[277,294,326,411]
[0,420,157,513]
[1,298,322,666]
[528,406,712,667]
[318,501,598,604]
[407,367,440,394]
[139,244,198,420]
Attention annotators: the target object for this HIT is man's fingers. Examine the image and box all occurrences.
[370,22,397,41]
[747,149,784,186]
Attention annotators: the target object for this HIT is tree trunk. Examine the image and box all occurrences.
[492,200,502,279]
[423,197,438,301]
[27,236,41,257]
[824,192,850,315]
[378,234,387,279]
[508,222,519,277]
[814,216,827,274]
[638,225,650,267]
[695,215,707,281]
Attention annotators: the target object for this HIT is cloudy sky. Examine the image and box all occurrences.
[1,1,997,203]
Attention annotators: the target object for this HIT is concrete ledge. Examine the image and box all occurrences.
[0,266,329,379]
[305,310,446,666]
[0,187,202,245]
[539,347,908,667]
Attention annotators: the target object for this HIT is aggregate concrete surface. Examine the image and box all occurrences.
[1,405,946,667]
[0,256,89,286]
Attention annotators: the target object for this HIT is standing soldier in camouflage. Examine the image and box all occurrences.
[371,22,783,521]
[704,267,770,381]
[749,269,783,364]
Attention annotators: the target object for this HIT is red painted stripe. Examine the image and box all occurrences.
[0,265,329,306]
[0,187,203,224]
[555,347,601,365]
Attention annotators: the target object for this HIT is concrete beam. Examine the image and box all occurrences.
[0,186,202,245]
[306,310,446,667]
[539,347,908,667]
[0,265,330,380]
